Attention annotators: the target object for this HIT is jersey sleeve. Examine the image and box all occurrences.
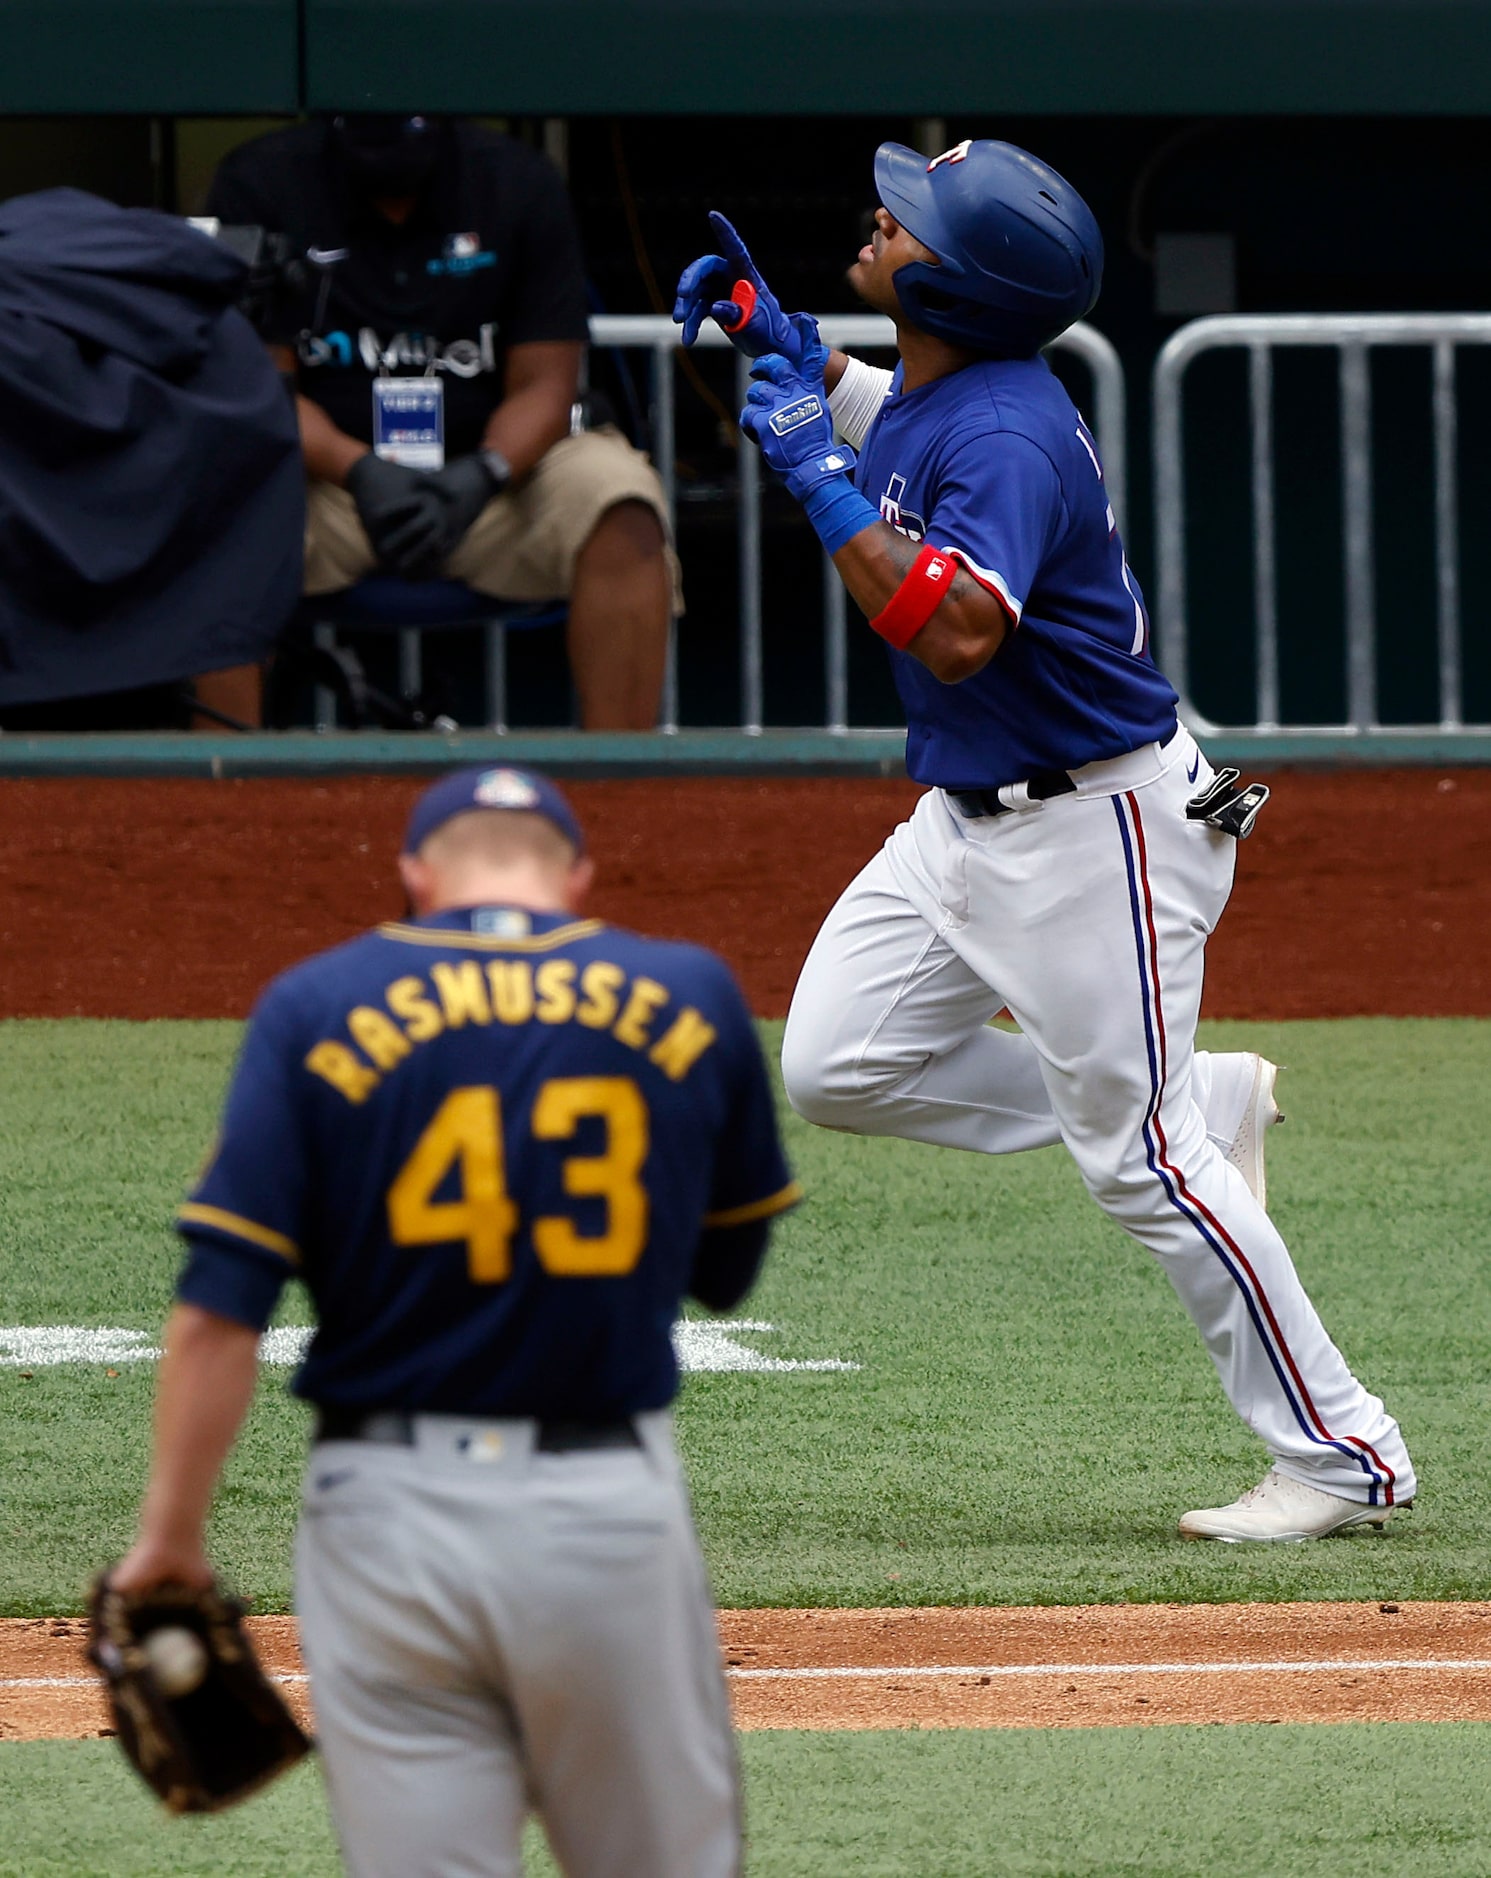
[927,429,1067,626]
[500,154,592,348]
[829,357,896,450]
[700,969,801,1231]
[174,980,311,1331]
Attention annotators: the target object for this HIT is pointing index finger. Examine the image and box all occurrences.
[708,211,753,269]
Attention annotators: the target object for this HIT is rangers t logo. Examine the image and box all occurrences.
[879,473,926,542]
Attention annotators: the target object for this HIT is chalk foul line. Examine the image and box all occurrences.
[9,1660,1491,1693]
[724,1658,1491,1680]
[0,1322,858,1377]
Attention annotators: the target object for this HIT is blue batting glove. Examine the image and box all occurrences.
[739,318,880,554]
[741,324,842,500]
[672,212,804,362]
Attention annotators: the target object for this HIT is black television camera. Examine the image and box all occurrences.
[186,219,337,330]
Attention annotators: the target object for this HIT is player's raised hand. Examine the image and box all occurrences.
[673,212,804,362]
[739,319,856,504]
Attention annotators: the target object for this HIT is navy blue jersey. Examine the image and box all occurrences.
[175,908,799,1418]
[854,355,1178,788]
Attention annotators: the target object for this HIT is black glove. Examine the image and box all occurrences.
[345,453,448,579]
[87,1572,312,1815]
[423,452,509,556]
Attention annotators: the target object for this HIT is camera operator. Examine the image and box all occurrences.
[0,188,301,731]
[206,115,675,730]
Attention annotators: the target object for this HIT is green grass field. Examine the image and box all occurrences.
[9,1725,1491,1877]
[4,1015,1491,1875]
[2,1015,1487,1614]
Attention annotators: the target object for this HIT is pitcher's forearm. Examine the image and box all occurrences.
[132,1304,261,1553]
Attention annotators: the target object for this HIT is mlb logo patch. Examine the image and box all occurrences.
[473,908,533,937]
[475,768,541,810]
[429,233,497,276]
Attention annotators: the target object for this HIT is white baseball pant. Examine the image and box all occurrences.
[295,1410,740,1878]
[781,727,1414,1506]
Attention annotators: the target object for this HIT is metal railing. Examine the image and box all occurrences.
[589,314,1126,733]
[1154,312,1491,739]
[343,317,1125,736]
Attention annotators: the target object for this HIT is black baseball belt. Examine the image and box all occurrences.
[313,1406,642,1454]
[948,770,1078,818]
[949,763,1269,840]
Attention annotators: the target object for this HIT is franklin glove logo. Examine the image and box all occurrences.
[768,396,825,437]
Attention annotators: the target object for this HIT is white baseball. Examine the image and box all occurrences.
[143,1625,208,1698]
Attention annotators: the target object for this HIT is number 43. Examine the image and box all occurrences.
[387,1078,649,1282]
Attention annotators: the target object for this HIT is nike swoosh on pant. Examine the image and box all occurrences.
[1186,755,1200,783]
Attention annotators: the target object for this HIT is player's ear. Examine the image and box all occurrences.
[563,855,596,912]
[398,851,434,915]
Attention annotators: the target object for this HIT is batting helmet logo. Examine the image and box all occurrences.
[875,139,1103,358]
[926,140,972,172]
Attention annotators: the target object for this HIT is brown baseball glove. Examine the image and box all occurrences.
[87,1572,312,1814]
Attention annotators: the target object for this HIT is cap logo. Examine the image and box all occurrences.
[927,139,973,173]
[473,768,540,810]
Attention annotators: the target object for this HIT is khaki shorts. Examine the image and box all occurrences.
[304,427,682,610]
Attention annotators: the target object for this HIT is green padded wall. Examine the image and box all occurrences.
[5,0,1490,117]
[0,0,298,113]
[304,0,1491,115]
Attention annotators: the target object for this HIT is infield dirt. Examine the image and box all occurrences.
[3,768,1489,1019]
[7,1604,1491,1740]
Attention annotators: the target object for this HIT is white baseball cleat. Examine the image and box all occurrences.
[1179,1468,1400,1543]
[1206,1051,1283,1209]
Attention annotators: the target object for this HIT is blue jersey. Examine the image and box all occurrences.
[175,907,799,1418]
[854,355,1178,788]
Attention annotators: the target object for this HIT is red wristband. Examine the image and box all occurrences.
[869,543,960,649]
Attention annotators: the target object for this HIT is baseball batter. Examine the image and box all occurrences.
[676,139,1415,1542]
[112,766,800,1875]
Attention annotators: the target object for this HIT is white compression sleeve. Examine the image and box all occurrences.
[828,356,895,450]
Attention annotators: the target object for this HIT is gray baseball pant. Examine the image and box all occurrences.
[294,1409,741,1878]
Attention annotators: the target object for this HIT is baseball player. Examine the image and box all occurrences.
[675,139,1415,1542]
[111,765,800,1875]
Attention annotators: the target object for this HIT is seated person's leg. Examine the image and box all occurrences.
[447,429,676,731]
[303,480,381,597]
[567,500,670,732]
[191,662,264,730]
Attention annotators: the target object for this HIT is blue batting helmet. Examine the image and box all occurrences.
[873,139,1103,357]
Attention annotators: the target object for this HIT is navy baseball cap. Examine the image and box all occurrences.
[402,766,585,856]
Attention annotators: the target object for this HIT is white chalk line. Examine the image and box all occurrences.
[726,1658,1491,1681]
[0,1322,858,1377]
[9,1659,1491,1693]
[3,1675,311,1690]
